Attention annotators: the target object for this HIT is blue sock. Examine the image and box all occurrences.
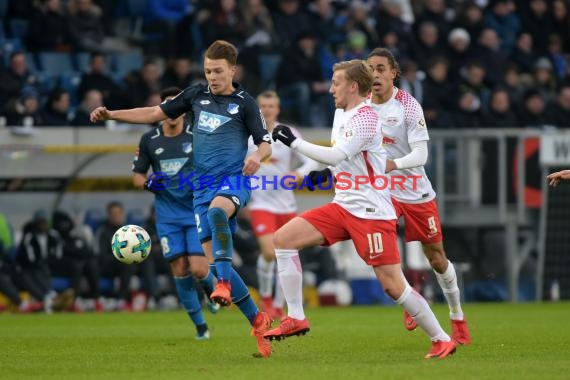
[207,207,233,283]
[174,275,207,333]
[198,270,216,297]
[209,264,259,325]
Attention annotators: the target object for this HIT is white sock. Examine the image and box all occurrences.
[272,272,286,309]
[256,255,275,298]
[276,249,305,320]
[434,260,464,320]
[396,283,450,342]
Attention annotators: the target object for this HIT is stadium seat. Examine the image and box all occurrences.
[112,51,144,75]
[125,0,149,40]
[258,53,282,89]
[51,277,72,292]
[1,38,23,60]
[111,73,126,90]
[126,209,146,226]
[191,22,204,60]
[36,73,57,93]
[37,52,74,76]
[73,52,92,73]
[83,208,106,233]
[126,0,148,16]
[9,19,29,40]
[59,72,82,106]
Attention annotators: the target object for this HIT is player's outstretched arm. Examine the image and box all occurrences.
[272,125,347,165]
[90,105,167,125]
[547,169,570,186]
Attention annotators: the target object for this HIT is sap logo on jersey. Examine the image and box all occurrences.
[159,158,189,176]
[197,111,231,132]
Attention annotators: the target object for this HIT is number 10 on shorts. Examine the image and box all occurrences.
[367,232,383,259]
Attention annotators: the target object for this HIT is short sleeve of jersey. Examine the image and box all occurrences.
[404,94,430,144]
[159,84,202,120]
[334,108,378,159]
[132,133,151,174]
[243,95,271,145]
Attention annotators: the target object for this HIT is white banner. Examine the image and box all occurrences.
[540,134,570,165]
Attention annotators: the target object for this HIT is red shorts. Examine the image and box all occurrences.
[300,203,400,266]
[391,198,443,244]
[250,210,297,237]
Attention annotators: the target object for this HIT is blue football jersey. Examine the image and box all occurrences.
[159,83,271,188]
[132,122,195,223]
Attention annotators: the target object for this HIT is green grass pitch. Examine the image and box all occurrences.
[1,302,568,380]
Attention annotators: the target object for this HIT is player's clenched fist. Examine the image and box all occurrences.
[272,125,297,147]
[90,106,111,123]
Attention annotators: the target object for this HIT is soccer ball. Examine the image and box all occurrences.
[111,225,152,264]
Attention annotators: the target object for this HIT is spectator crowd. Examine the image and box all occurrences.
[1,0,570,127]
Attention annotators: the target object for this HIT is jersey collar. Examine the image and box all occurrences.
[205,82,244,98]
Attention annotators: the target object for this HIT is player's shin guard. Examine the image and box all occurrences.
[198,270,216,297]
[174,275,207,331]
[207,207,233,282]
[434,260,463,320]
[230,267,259,325]
[257,255,275,298]
[273,272,286,309]
[276,249,305,320]
[396,283,450,342]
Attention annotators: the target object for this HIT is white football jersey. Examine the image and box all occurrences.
[330,102,396,220]
[370,87,436,203]
[248,126,318,213]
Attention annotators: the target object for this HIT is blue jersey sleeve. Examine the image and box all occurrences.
[159,84,202,120]
[243,95,271,145]
[132,134,151,174]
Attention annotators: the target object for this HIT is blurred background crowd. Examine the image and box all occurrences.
[2,0,570,128]
[0,204,339,313]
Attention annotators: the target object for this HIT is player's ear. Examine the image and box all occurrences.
[351,80,359,94]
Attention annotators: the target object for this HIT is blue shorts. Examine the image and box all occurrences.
[193,176,251,242]
[156,221,204,262]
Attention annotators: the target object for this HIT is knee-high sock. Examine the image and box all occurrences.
[273,271,286,309]
[174,275,207,334]
[209,264,259,325]
[276,249,304,320]
[434,260,463,320]
[257,256,275,298]
[396,283,450,342]
[207,208,233,283]
[197,269,216,297]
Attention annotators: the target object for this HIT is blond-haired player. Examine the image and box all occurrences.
[265,59,457,359]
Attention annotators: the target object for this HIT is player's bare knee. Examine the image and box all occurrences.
[261,249,276,261]
[273,230,286,249]
[190,258,210,278]
[170,258,190,277]
[424,244,447,271]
